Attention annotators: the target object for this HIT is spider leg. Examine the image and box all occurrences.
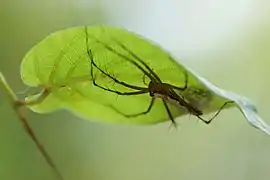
[88,49,147,91]
[162,99,177,128]
[91,71,149,95]
[88,35,157,82]
[197,101,235,124]
[164,71,188,91]
[109,97,155,117]
[85,38,149,96]
[84,28,148,91]
[111,37,162,82]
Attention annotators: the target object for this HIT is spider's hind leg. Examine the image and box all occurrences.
[162,99,178,128]
[108,97,155,118]
[165,71,189,91]
[197,100,235,124]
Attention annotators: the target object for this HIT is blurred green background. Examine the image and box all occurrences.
[1,0,270,180]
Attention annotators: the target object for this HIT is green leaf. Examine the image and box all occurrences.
[20,26,270,134]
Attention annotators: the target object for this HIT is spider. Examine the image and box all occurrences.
[84,27,234,126]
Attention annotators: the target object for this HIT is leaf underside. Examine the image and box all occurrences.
[21,26,235,125]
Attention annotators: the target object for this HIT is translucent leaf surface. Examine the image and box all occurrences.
[20,26,270,134]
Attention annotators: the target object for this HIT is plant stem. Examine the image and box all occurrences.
[0,72,64,180]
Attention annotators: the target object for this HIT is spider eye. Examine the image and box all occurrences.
[149,91,154,97]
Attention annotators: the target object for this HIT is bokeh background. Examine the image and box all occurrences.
[1,0,270,180]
